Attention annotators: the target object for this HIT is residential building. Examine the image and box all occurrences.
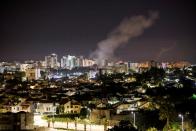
[45,53,58,68]
[11,103,32,113]
[35,101,59,114]
[61,99,81,114]
[25,68,41,80]
[61,56,68,68]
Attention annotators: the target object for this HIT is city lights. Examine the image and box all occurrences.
[0,0,195,130]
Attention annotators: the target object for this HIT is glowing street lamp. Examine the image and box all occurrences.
[178,114,184,131]
[131,112,136,128]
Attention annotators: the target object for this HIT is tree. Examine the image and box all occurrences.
[80,108,89,119]
[56,106,60,114]
[58,105,64,114]
[136,110,164,130]
[158,98,177,130]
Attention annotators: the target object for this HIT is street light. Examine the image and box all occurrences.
[36,102,40,113]
[53,102,56,128]
[131,112,136,128]
[88,108,92,131]
[178,114,184,131]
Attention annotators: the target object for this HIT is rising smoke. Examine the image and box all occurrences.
[91,11,159,67]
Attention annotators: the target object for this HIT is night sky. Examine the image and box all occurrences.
[0,0,196,63]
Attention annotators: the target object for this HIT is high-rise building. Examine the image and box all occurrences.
[61,56,67,68]
[45,53,58,68]
[61,55,77,69]
[60,55,95,69]
[77,56,84,67]
[67,55,77,69]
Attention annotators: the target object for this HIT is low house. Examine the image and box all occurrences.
[0,100,12,113]
[11,101,32,113]
[60,99,81,114]
[115,102,138,114]
[35,101,59,114]
[0,105,11,113]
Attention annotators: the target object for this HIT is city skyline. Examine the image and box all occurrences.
[0,0,196,63]
[0,1,196,129]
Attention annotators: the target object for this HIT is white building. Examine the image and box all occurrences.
[11,100,32,113]
[61,56,67,68]
[35,102,59,114]
[67,55,77,69]
[61,55,78,69]
[61,55,95,69]
[20,64,34,71]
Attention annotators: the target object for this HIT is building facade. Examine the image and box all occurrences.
[45,53,58,68]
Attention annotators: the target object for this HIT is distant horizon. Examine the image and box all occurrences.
[0,53,194,65]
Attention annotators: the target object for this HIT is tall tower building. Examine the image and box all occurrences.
[60,55,77,69]
[61,56,67,68]
[67,55,77,69]
[45,53,58,68]
[77,56,84,67]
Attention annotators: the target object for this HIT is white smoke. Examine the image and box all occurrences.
[91,11,159,67]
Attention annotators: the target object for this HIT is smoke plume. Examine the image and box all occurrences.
[91,11,159,67]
